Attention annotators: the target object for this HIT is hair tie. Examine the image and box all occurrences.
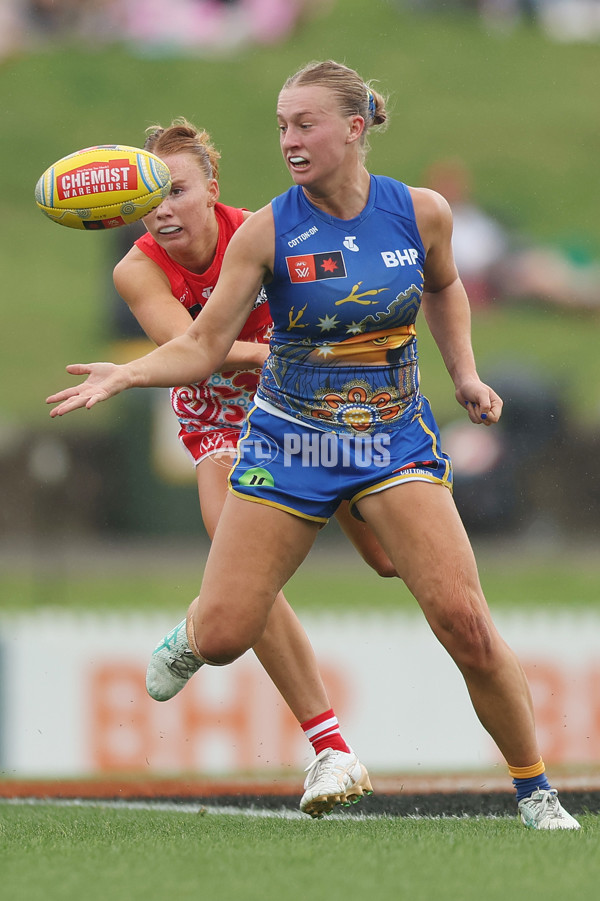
[367,89,376,120]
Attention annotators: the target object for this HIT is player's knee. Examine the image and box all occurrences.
[196,637,247,666]
[189,618,250,666]
[436,604,497,673]
[453,614,495,671]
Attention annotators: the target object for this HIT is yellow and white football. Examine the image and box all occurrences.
[35,144,171,230]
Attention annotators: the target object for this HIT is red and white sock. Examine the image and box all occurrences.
[301,708,351,755]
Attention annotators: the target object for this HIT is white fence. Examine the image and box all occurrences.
[1,610,599,776]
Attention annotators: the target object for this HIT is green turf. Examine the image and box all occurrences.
[0,803,597,901]
[1,1,599,426]
[1,544,599,613]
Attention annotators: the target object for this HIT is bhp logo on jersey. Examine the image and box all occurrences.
[381,248,420,267]
[286,251,347,283]
[57,159,138,200]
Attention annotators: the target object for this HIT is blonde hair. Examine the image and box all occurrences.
[281,60,388,156]
[144,117,220,181]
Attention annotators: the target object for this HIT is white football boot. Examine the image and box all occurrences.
[146,618,203,701]
[518,789,581,830]
[300,748,373,818]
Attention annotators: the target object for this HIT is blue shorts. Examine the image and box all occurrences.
[228,397,453,523]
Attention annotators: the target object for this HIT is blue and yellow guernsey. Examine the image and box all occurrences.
[257,175,427,435]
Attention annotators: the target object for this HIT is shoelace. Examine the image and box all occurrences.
[523,790,562,822]
[305,751,348,785]
[536,790,560,818]
[167,648,202,678]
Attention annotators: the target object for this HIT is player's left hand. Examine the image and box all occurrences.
[455,378,503,426]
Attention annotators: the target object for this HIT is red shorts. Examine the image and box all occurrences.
[179,426,241,465]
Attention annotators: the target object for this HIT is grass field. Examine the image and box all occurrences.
[1,802,597,901]
[1,537,600,612]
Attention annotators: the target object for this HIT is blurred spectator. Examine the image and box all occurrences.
[425,157,600,312]
[388,0,600,41]
[480,0,600,41]
[115,0,251,52]
[0,1,23,61]
[25,0,81,36]
[500,243,600,311]
[2,0,332,57]
[118,0,332,53]
[1,0,122,55]
[424,158,510,308]
[537,0,600,42]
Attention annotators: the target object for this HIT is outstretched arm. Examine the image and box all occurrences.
[411,186,503,426]
[46,206,275,417]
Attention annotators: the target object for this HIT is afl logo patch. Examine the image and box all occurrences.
[286,251,347,283]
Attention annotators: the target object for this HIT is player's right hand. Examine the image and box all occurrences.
[46,362,130,417]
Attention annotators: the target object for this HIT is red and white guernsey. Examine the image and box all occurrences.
[136,203,272,463]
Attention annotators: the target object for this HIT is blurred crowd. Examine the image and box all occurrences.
[2,0,599,61]
[424,158,600,313]
[0,0,331,60]
[3,1,598,60]
[391,1,600,41]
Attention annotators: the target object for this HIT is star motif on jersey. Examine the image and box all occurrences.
[346,321,364,335]
[317,313,340,332]
[320,257,338,273]
[316,344,335,358]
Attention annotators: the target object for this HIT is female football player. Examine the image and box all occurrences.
[110,118,395,816]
